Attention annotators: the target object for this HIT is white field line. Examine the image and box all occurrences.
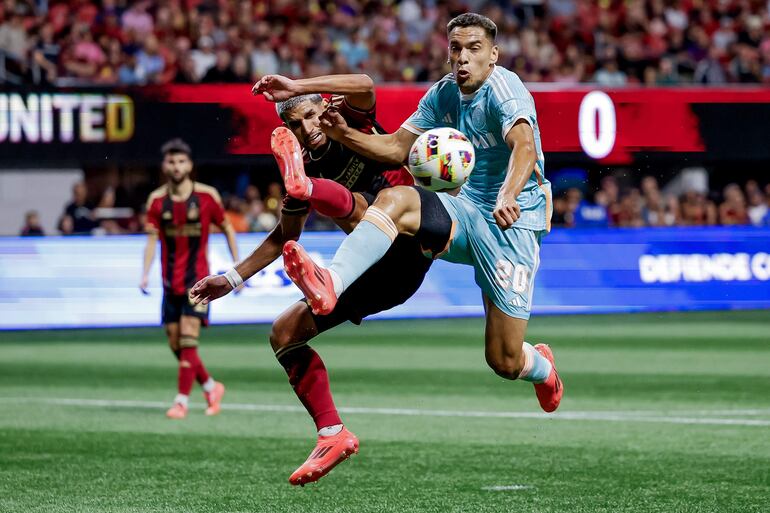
[1,397,770,427]
[482,485,534,491]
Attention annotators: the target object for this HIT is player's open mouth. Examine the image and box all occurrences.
[456,69,470,80]
[309,132,323,145]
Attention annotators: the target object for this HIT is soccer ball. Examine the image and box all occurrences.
[408,127,475,192]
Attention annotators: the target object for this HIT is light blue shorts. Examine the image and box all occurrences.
[436,193,543,320]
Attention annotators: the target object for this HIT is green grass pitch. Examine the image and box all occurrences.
[1,311,769,512]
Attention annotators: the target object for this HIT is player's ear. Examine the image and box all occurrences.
[490,44,499,65]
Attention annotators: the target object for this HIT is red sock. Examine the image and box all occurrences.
[278,346,341,430]
[196,359,211,385]
[172,348,208,385]
[308,178,354,218]
[178,347,202,395]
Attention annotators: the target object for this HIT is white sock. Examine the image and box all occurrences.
[329,269,344,297]
[318,424,343,437]
[202,378,216,393]
[174,394,189,407]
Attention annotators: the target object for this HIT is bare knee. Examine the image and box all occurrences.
[372,187,421,235]
[486,352,526,380]
[269,303,317,352]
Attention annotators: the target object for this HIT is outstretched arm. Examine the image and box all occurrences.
[190,214,307,304]
[493,120,537,230]
[319,108,417,165]
[252,73,375,110]
[220,220,240,264]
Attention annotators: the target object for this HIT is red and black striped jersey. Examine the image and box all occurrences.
[146,183,226,294]
[282,95,414,216]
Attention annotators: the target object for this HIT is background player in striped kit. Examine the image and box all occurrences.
[141,138,240,419]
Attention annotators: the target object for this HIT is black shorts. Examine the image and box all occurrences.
[162,291,209,326]
[311,186,452,333]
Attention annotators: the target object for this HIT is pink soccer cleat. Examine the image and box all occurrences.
[204,381,226,416]
[289,427,359,486]
[165,402,188,420]
[271,127,311,200]
[282,240,338,315]
[533,343,564,413]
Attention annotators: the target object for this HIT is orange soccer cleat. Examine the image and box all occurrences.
[204,381,226,416]
[289,427,359,486]
[533,343,563,413]
[165,402,188,419]
[282,240,338,315]
[271,126,311,200]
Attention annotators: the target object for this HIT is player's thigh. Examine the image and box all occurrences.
[179,315,201,339]
[270,301,320,352]
[483,295,528,378]
[165,322,181,351]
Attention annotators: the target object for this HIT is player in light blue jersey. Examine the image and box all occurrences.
[282,13,563,412]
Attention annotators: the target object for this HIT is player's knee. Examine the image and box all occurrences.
[269,317,303,352]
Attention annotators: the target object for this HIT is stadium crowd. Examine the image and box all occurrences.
[16,174,770,236]
[1,0,769,86]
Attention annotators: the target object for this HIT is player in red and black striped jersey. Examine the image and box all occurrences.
[190,74,452,486]
[141,138,240,420]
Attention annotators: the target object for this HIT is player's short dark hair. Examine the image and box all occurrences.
[447,13,497,42]
[275,94,323,122]
[160,138,192,157]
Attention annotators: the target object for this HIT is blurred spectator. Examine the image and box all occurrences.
[190,35,216,79]
[202,49,236,82]
[6,0,769,87]
[680,191,717,226]
[59,181,98,235]
[264,182,283,218]
[135,35,165,84]
[718,183,750,225]
[31,23,59,84]
[745,180,768,226]
[224,196,250,233]
[20,210,45,237]
[0,8,28,65]
[694,46,727,84]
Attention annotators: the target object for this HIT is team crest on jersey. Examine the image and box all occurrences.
[472,106,486,127]
[187,204,199,221]
[162,210,173,220]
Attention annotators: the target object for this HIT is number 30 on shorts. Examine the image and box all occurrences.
[495,259,531,294]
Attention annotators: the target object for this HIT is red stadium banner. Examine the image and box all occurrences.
[1,85,769,166]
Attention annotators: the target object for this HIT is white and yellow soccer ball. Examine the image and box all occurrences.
[407,127,475,192]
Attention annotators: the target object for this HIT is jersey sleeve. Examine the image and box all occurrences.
[494,75,537,140]
[332,94,378,132]
[208,192,226,225]
[401,83,441,135]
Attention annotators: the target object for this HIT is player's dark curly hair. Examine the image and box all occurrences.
[160,138,192,157]
[447,13,497,42]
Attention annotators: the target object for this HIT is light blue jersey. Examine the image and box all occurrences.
[402,65,551,232]
[401,66,551,319]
